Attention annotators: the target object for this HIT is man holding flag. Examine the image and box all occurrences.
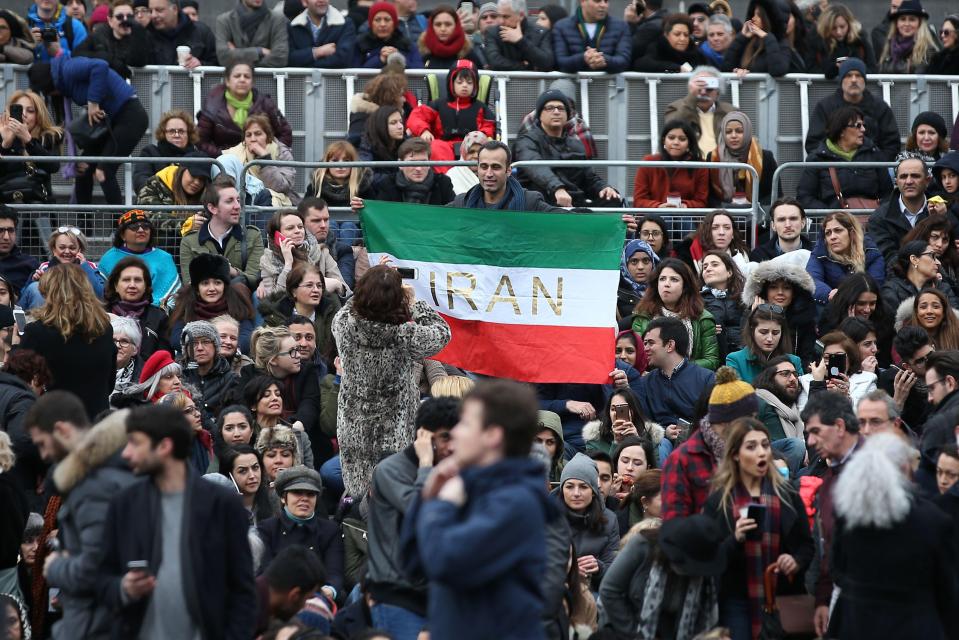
[450,141,565,211]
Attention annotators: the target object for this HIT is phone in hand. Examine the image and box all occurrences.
[126,560,151,575]
[827,352,847,380]
[460,1,474,13]
[677,418,692,438]
[396,267,418,280]
[890,364,904,375]
[13,309,26,335]
[613,404,630,422]
[9,104,23,123]
[746,504,766,537]
[273,231,286,246]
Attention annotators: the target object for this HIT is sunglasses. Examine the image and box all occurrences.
[124,222,151,231]
[756,303,784,314]
[56,225,82,236]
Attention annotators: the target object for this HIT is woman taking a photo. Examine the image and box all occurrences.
[704,417,813,640]
[896,288,959,351]
[798,331,877,411]
[632,258,720,370]
[98,210,179,305]
[220,115,299,206]
[676,210,751,277]
[583,390,669,466]
[133,109,200,192]
[700,250,745,361]
[333,264,451,498]
[726,304,804,384]
[196,62,293,158]
[19,227,105,310]
[878,0,938,74]
[21,264,115,418]
[0,90,61,208]
[103,256,171,360]
[807,211,885,305]
[721,0,794,76]
[881,240,959,312]
[633,120,709,211]
[707,112,777,207]
[219,444,274,524]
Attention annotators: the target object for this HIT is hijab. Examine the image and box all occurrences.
[714,111,762,202]
[620,239,660,297]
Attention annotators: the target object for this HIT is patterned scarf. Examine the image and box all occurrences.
[712,111,763,202]
[574,6,607,47]
[225,90,253,128]
[639,562,718,640]
[661,307,695,359]
[732,479,782,639]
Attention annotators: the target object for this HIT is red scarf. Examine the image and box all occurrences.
[193,297,229,320]
[423,19,465,57]
[733,480,781,639]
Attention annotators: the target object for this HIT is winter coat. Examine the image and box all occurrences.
[877,365,930,436]
[598,524,660,635]
[917,388,959,484]
[353,29,423,69]
[796,139,893,211]
[449,178,561,211]
[196,85,293,158]
[146,13,217,65]
[741,259,819,367]
[807,34,876,78]
[287,7,356,68]
[74,22,151,79]
[258,290,340,356]
[881,274,959,316]
[636,359,716,427]
[633,153,710,209]
[406,72,496,147]
[832,496,958,640]
[552,13,631,73]
[256,511,345,591]
[181,355,237,418]
[805,88,901,161]
[806,236,886,304]
[928,45,959,76]
[25,4,87,61]
[582,419,669,467]
[221,139,299,204]
[95,468,256,639]
[0,372,39,500]
[257,232,342,298]
[632,311,720,371]
[514,124,611,206]
[50,55,137,119]
[560,499,620,591]
[178,220,265,290]
[484,20,554,71]
[749,234,813,262]
[702,288,744,360]
[46,411,136,640]
[725,349,804,385]
[0,246,39,294]
[215,3,289,68]
[630,9,667,61]
[867,193,953,265]
[131,140,198,193]
[417,31,482,69]
[332,299,451,497]
[634,35,706,72]
[376,171,456,206]
[0,472,26,570]
[401,458,555,640]
[721,32,792,76]
[20,321,115,420]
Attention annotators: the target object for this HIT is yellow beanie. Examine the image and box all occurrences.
[708,367,758,423]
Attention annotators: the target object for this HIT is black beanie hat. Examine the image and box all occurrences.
[536,90,570,121]
[911,111,947,140]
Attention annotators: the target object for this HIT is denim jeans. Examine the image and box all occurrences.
[370,603,427,640]
[719,597,752,640]
[772,437,806,477]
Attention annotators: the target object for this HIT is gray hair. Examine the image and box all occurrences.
[834,433,916,528]
[111,316,142,350]
[857,389,900,422]
[707,14,733,33]
[497,0,526,13]
[690,65,726,94]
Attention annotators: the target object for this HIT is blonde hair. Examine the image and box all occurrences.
[430,375,475,398]
[47,228,88,255]
[210,314,240,330]
[822,211,866,272]
[881,15,939,70]
[711,417,793,517]
[0,431,14,472]
[7,90,63,147]
[158,390,191,410]
[310,141,363,197]
[250,325,292,374]
[34,264,110,341]
[816,4,863,53]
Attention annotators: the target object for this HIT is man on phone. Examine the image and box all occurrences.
[877,326,933,432]
[663,66,735,155]
[25,392,136,640]
[96,404,255,638]
[402,381,554,639]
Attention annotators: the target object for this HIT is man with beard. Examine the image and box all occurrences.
[878,326,933,434]
[753,356,806,476]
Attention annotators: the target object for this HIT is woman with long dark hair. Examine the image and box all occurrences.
[742,260,819,366]
[820,273,893,367]
[839,316,882,376]
[219,444,274,523]
[583,389,670,466]
[634,119,709,210]
[700,250,746,361]
[726,304,803,384]
[928,14,959,75]
[881,239,959,313]
[244,374,314,470]
[332,264,451,497]
[896,288,959,351]
[358,105,407,189]
[676,210,751,277]
[632,258,720,370]
[721,0,794,76]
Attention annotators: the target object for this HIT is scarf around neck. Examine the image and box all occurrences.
[112,298,150,318]
[423,18,465,58]
[396,169,435,203]
[237,0,270,35]
[574,6,607,47]
[225,90,253,127]
[826,137,856,161]
[193,297,229,320]
[754,388,803,439]
[890,33,915,64]
[463,175,528,211]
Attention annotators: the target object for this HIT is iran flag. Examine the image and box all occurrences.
[361,200,626,384]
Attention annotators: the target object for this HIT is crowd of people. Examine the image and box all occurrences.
[2,0,959,639]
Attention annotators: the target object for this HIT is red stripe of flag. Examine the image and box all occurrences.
[435,313,616,384]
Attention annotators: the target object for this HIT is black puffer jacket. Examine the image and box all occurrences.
[881,275,959,316]
[702,288,744,360]
[181,355,238,418]
[796,138,892,210]
[632,35,706,73]
[0,372,40,501]
[132,139,199,193]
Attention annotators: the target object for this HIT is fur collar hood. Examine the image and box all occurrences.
[741,259,816,306]
[53,409,130,495]
[290,5,345,28]
[894,295,959,331]
[582,419,665,446]
[350,92,381,115]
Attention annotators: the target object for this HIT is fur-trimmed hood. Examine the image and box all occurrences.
[290,5,345,28]
[895,295,959,331]
[53,409,131,495]
[350,92,381,115]
[582,419,666,447]
[741,259,816,306]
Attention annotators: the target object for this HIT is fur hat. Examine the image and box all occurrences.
[189,253,231,287]
[181,320,221,352]
[708,367,758,424]
[255,425,303,465]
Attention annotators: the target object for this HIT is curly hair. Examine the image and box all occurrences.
[35,263,110,341]
[154,108,199,145]
[352,265,412,325]
[3,348,53,390]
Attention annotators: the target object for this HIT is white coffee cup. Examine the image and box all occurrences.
[176,45,191,65]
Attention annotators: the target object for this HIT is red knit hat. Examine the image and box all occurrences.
[139,350,175,385]
[368,1,398,29]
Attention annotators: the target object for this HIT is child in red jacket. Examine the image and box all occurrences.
[406,59,496,169]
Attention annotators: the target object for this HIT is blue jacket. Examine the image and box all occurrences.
[51,55,136,118]
[287,7,356,68]
[98,246,180,305]
[636,358,716,426]
[19,260,105,311]
[806,236,886,305]
[26,4,87,60]
[725,349,804,385]
[402,458,553,640]
[552,13,631,73]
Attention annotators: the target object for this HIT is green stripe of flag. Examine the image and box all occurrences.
[360,200,625,270]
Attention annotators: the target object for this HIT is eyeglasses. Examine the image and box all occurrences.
[182,405,201,416]
[542,105,567,113]
[164,128,187,137]
[912,351,934,367]
[927,378,947,391]
[640,229,663,238]
[920,251,941,261]
[114,338,134,348]
[0,226,15,236]
[282,349,301,359]
[56,226,82,236]
[756,303,784,314]
[297,282,323,290]
[845,122,865,130]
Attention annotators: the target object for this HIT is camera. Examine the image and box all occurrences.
[117,13,134,24]
[40,27,59,42]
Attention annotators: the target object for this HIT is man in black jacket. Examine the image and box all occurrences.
[373,138,455,206]
[916,351,959,494]
[750,198,813,262]
[0,206,39,294]
[74,0,152,78]
[146,0,218,67]
[450,140,563,211]
[805,57,900,160]
[96,404,255,639]
[484,0,554,71]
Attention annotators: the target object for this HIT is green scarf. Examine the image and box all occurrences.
[826,138,856,162]
[575,6,607,48]
[225,90,253,128]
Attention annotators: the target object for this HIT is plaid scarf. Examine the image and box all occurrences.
[732,480,781,639]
